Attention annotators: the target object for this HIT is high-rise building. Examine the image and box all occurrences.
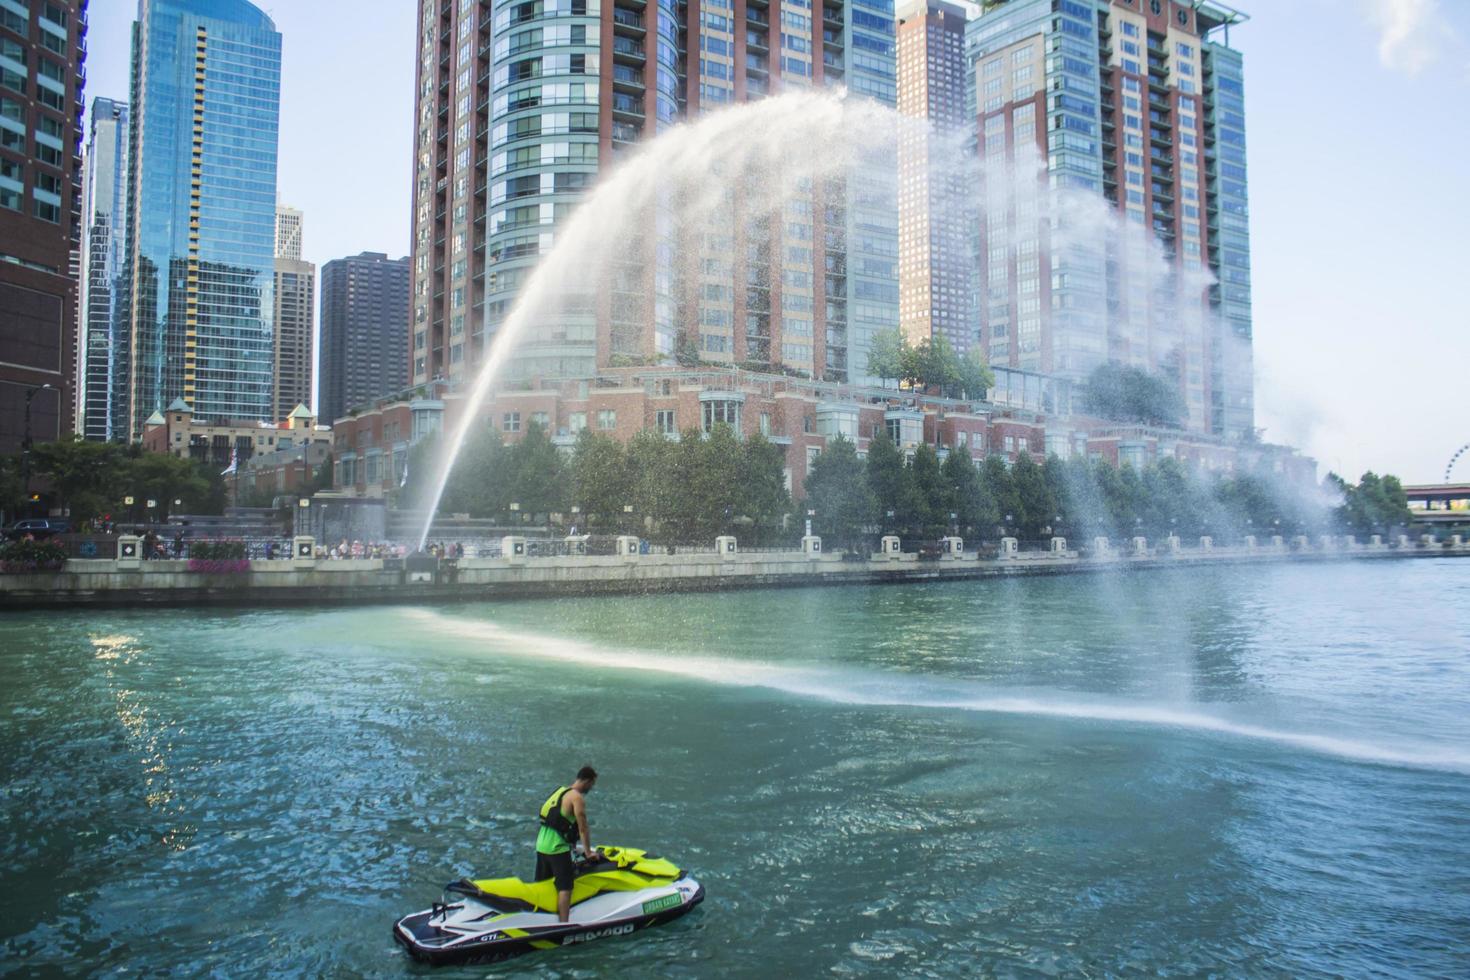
[116,0,282,442]
[275,202,302,260]
[896,0,971,354]
[966,0,1253,438]
[319,252,410,424]
[79,97,128,442]
[0,0,86,456]
[407,0,898,389]
[272,204,314,419]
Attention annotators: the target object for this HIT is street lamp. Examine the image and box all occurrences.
[20,383,53,500]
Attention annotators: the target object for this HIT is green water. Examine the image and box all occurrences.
[3,560,1469,976]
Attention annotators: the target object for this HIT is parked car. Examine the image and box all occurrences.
[4,518,71,541]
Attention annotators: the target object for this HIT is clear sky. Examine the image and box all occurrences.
[84,0,1470,484]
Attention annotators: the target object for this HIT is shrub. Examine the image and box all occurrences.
[188,540,246,561]
[187,558,251,574]
[0,539,68,573]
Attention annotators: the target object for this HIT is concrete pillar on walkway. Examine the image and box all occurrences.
[292,536,316,568]
[801,535,823,558]
[999,537,1019,559]
[1270,535,1285,551]
[1318,535,1335,551]
[1243,535,1257,550]
[117,535,142,569]
[616,536,641,562]
[1420,534,1438,549]
[502,536,527,566]
[1165,535,1182,556]
[1093,537,1112,559]
[716,536,738,560]
[940,536,963,560]
[1343,535,1358,550]
[879,535,902,560]
[1199,536,1213,552]
[1131,536,1149,557]
[1369,534,1384,549]
[1291,535,1309,551]
[1050,536,1068,554]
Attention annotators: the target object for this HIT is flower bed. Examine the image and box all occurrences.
[0,539,68,573]
[186,558,252,574]
[186,540,250,574]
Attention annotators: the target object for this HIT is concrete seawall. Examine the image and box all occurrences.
[2,543,1466,610]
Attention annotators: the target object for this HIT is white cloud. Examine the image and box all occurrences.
[1365,0,1442,73]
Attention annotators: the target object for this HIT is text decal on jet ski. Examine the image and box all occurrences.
[641,894,683,915]
[562,923,635,945]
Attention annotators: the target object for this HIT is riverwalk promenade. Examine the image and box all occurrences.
[2,532,1466,610]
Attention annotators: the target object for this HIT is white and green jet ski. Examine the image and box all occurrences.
[393,846,704,966]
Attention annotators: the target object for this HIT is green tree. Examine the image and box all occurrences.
[948,348,995,401]
[866,327,906,388]
[909,443,947,537]
[1082,362,1186,428]
[661,429,707,542]
[675,332,702,367]
[693,423,744,539]
[803,435,873,552]
[28,436,128,524]
[1057,456,1108,540]
[123,452,216,521]
[979,455,1019,536]
[625,430,674,537]
[441,422,510,517]
[569,429,630,531]
[738,432,791,544]
[1009,451,1054,539]
[866,431,920,532]
[507,421,566,519]
[941,446,995,537]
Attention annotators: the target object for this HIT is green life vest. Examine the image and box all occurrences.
[535,786,577,855]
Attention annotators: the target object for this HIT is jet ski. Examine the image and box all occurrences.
[393,845,704,966]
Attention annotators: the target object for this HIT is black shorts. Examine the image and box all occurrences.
[535,849,575,892]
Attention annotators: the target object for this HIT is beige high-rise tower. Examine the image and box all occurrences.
[896,0,973,354]
[273,204,315,418]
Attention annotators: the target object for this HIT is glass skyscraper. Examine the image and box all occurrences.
[80,96,129,442]
[965,0,1254,439]
[117,0,281,441]
[410,0,898,388]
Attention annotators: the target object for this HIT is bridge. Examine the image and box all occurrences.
[1405,483,1470,525]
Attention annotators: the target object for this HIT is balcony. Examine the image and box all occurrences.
[613,93,644,118]
[613,64,643,89]
[613,9,644,31]
[613,37,646,62]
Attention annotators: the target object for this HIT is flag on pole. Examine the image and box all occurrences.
[222,447,238,476]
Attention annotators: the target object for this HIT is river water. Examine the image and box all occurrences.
[2,559,1469,977]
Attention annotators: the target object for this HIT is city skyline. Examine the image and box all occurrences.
[80,0,1470,483]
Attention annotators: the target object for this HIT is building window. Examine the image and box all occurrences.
[503,411,521,433]
[598,409,616,430]
[702,400,740,433]
[655,409,676,436]
[569,412,587,434]
[530,411,549,430]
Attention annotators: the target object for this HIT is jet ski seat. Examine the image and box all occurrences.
[446,846,685,915]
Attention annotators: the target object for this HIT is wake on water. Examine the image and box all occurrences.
[403,609,1470,778]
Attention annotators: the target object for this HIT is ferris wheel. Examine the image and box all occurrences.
[1448,443,1470,483]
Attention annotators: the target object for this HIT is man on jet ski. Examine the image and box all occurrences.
[535,766,602,922]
